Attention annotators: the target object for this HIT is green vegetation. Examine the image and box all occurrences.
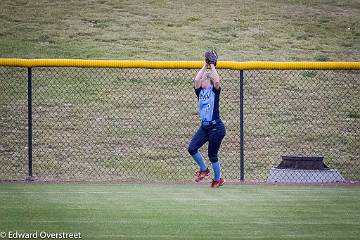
[1,184,359,240]
[0,0,359,61]
[348,111,360,119]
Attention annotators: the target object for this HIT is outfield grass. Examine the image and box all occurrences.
[0,183,359,239]
[0,0,359,61]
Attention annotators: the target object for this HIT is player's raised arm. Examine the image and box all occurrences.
[210,64,220,90]
[204,50,220,89]
[194,63,207,89]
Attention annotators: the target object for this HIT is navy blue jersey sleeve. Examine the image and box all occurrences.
[211,87,221,120]
[195,87,202,99]
[212,87,221,95]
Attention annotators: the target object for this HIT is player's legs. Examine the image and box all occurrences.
[188,126,209,172]
[208,121,226,182]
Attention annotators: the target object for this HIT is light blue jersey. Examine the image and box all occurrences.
[195,86,221,122]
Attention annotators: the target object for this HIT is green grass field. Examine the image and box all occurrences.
[1,183,360,240]
[0,0,359,61]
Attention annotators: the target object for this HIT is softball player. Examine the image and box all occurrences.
[187,51,226,188]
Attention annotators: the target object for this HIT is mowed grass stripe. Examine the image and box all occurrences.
[1,184,359,239]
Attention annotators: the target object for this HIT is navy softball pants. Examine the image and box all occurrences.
[187,120,226,163]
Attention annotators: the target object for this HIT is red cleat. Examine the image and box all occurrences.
[211,178,225,188]
[195,168,210,182]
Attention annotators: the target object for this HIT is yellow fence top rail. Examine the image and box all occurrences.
[0,58,359,70]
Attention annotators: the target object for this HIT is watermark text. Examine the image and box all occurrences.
[0,231,81,239]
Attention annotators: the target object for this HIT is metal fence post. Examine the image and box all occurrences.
[27,67,33,179]
[240,70,244,181]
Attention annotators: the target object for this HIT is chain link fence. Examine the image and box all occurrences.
[245,70,359,182]
[0,67,28,180]
[0,66,359,182]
